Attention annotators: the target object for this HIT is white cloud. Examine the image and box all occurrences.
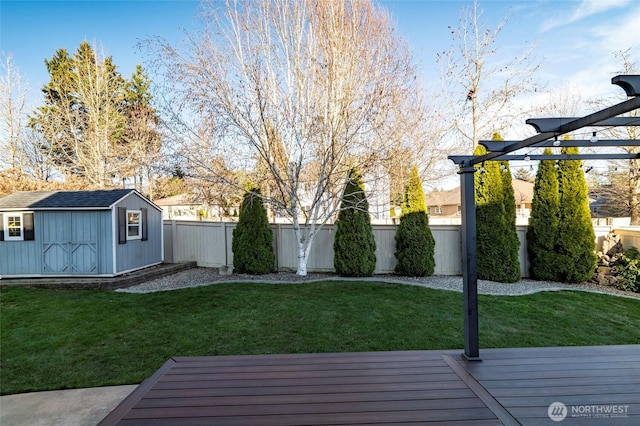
[541,0,631,32]
[594,4,640,53]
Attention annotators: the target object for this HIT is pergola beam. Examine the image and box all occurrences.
[450,153,639,163]
[612,75,640,96]
[480,139,640,152]
[526,117,640,133]
[460,96,640,167]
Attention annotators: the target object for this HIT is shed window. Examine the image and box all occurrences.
[1,212,35,241]
[127,210,142,240]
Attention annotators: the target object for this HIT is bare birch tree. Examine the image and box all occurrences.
[148,0,429,275]
[437,0,541,152]
[0,52,28,171]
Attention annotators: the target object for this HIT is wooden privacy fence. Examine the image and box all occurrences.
[163,221,639,277]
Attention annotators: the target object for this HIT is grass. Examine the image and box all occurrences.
[1,281,639,395]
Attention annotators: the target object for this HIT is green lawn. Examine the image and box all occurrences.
[1,281,639,395]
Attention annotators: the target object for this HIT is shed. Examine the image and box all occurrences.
[0,189,163,278]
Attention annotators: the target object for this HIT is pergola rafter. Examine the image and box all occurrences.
[448,75,640,360]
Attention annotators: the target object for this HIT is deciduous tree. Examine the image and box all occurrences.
[149,0,428,275]
[437,0,540,152]
[0,53,27,171]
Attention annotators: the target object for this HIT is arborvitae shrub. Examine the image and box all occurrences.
[555,147,597,283]
[333,168,377,277]
[394,166,435,276]
[232,188,275,274]
[474,144,520,282]
[527,148,561,281]
[494,134,521,282]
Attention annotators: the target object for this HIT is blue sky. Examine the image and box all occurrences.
[1,0,639,109]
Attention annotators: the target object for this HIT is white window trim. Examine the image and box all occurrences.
[434,206,443,214]
[4,213,24,241]
[127,210,142,240]
[457,205,462,216]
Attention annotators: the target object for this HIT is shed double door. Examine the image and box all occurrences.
[42,212,99,275]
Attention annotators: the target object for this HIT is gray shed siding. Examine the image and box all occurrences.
[113,193,163,274]
[0,212,40,276]
[0,211,114,277]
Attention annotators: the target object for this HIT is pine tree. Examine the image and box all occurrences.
[394,165,435,276]
[527,148,561,281]
[333,168,377,277]
[555,147,597,282]
[474,145,519,282]
[232,188,275,274]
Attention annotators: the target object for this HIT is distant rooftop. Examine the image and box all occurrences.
[426,179,534,206]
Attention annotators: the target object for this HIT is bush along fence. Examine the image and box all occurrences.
[163,221,636,277]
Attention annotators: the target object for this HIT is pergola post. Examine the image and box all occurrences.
[448,74,639,362]
[459,164,480,361]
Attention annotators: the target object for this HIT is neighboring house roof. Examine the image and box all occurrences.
[426,179,534,206]
[511,179,534,204]
[425,187,460,207]
[154,193,204,206]
[0,189,156,210]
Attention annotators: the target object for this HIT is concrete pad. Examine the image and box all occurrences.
[0,385,137,426]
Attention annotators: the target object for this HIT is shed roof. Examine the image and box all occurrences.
[0,189,138,210]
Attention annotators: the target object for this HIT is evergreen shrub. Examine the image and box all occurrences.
[474,145,520,283]
[232,188,275,274]
[394,166,435,276]
[555,147,597,283]
[333,168,377,277]
[527,148,561,281]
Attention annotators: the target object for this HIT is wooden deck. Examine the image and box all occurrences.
[100,345,640,425]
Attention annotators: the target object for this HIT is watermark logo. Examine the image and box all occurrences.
[548,402,567,422]
[548,402,630,421]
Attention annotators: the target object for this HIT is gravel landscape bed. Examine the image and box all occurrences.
[117,267,640,299]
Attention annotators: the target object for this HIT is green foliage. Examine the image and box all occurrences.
[395,166,435,276]
[232,188,275,274]
[612,247,640,293]
[625,246,640,260]
[527,148,561,281]
[333,168,377,277]
[402,165,427,214]
[555,147,597,283]
[495,134,521,282]
[474,145,520,282]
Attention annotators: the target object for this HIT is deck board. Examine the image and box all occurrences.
[100,345,640,425]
